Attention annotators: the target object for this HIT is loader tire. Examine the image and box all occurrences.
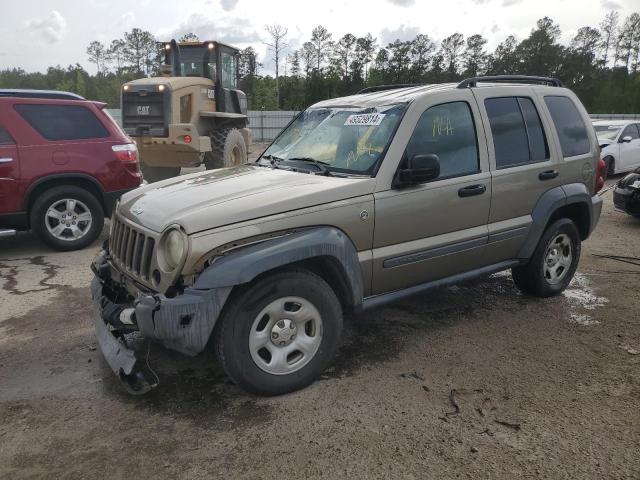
[204,128,247,169]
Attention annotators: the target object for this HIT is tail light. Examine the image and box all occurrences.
[112,143,138,163]
[184,134,192,144]
[595,158,606,193]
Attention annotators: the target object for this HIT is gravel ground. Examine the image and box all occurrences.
[0,176,638,480]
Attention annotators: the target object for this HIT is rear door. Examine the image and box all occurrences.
[472,87,564,263]
[619,123,640,172]
[0,124,20,214]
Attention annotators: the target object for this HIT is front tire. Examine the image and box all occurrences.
[31,185,104,251]
[512,218,581,297]
[214,268,343,396]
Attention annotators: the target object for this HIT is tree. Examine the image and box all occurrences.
[410,34,435,80]
[488,35,519,74]
[300,42,316,77]
[334,33,357,80]
[310,26,333,72]
[107,39,126,73]
[599,11,619,67]
[86,41,107,74]
[515,17,564,76]
[122,28,156,74]
[264,24,289,108]
[356,34,377,82]
[440,33,465,77]
[387,40,412,82]
[463,34,488,77]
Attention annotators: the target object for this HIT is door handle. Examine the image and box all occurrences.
[539,170,559,180]
[458,184,487,197]
[0,157,13,164]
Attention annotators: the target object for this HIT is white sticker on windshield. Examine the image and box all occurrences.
[344,113,386,126]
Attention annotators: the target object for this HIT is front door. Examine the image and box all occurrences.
[619,123,640,172]
[0,124,20,215]
[372,93,492,295]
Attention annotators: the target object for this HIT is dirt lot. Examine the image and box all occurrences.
[0,176,638,480]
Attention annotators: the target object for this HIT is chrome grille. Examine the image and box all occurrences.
[109,216,155,281]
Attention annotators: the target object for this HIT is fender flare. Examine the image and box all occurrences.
[517,183,593,259]
[192,227,364,307]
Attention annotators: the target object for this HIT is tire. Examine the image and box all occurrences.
[603,156,614,180]
[214,268,343,396]
[204,128,247,169]
[30,185,104,251]
[511,218,581,297]
[140,163,181,183]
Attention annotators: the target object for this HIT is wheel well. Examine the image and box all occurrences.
[546,202,590,240]
[26,177,104,219]
[247,256,356,313]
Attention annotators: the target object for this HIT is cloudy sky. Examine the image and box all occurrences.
[1,0,637,74]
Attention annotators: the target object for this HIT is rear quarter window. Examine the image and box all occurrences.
[543,96,590,157]
[15,104,109,141]
[0,125,15,145]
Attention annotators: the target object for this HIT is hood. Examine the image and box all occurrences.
[118,165,376,234]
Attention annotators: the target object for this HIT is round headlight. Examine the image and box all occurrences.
[164,229,186,270]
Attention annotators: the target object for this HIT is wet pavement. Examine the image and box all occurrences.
[0,178,639,479]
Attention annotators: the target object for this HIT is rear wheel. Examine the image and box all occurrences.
[140,163,181,183]
[204,128,247,169]
[214,268,342,396]
[512,218,581,297]
[31,185,104,251]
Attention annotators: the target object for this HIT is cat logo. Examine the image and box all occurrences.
[137,105,151,116]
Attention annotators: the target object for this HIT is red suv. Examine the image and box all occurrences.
[0,90,142,250]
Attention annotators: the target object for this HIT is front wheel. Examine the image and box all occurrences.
[214,269,343,396]
[204,128,247,169]
[512,218,581,297]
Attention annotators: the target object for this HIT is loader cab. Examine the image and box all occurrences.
[162,40,238,89]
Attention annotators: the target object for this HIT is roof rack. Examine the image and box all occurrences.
[457,75,563,89]
[0,89,85,100]
[357,84,422,94]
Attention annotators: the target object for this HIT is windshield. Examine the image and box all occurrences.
[172,46,217,80]
[261,104,406,175]
[594,124,622,141]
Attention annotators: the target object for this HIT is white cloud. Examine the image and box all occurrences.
[25,10,67,43]
[380,24,421,46]
[221,0,240,11]
[387,0,415,6]
[502,0,522,5]
[158,12,261,45]
[601,0,620,9]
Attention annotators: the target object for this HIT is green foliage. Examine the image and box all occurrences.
[1,14,639,112]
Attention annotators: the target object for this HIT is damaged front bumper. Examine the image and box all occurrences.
[91,249,231,395]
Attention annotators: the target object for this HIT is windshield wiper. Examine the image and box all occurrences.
[281,157,333,176]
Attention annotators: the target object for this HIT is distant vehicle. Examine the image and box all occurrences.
[613,167,640,218]
[121,39,253,182]
[92,76,604,396]
[593,120,640,178]
[0,89,142,250]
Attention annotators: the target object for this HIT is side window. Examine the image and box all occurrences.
[543,96,590,157]
[484,97,549,169]
[405,101,479,180]
[221,52,237,89]
[14,104,109,141]
[0,125,15,145]
[621,124,640,140]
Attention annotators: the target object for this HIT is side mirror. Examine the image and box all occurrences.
[620,135,633,143]
[394,154,440,187]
